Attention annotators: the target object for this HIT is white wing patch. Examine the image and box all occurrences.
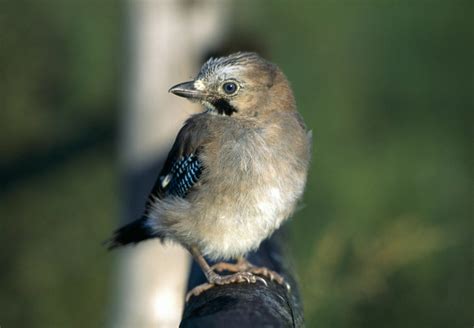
[161,174,172,188]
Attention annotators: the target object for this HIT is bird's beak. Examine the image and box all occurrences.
[168,81,204,100]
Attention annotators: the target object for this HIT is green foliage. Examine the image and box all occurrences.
[0,0,471,327]
[0,0,120,161]
[0,148,117,327]
[0,1,120,327]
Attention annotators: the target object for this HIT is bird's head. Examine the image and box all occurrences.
[169,52,295,117]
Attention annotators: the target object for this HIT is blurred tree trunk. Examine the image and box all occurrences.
[109,1,229,327]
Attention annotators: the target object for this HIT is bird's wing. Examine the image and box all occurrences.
[106,115,208,249]
[145,116,207,208]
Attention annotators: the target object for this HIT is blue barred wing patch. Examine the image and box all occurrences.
[160,154,202,198]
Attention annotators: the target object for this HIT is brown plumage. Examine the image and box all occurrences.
[108,52,311,300]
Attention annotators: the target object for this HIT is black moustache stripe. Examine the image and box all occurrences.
[211,99,238,116]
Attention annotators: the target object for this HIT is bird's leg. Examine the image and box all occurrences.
[185,247,266,302]
[213,256,290,290]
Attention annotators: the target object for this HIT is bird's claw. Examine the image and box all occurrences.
[213,271,256,285]
[185,266,290,302]
[185,283,215,302]
[185,271,262,302]
[245,266,290,291]
[210,261,289,290]
[255,276,268,286]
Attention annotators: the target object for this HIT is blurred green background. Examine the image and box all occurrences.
[0,1,471,327]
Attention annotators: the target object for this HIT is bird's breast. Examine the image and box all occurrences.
[190,124,308,259]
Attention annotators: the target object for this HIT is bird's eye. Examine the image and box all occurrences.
[222,82,238,95]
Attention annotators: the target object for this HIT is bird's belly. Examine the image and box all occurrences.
[185,131,308,260]
[193,182,295,260]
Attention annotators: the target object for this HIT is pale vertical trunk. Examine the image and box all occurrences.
[111,1,229,327]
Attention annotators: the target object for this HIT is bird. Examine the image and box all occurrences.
[107,52,312,300]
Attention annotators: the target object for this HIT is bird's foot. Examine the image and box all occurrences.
[185,282,215,302]
[210,260,251,273]
[185,271,267,302]
[212,271,266,285]
[246,266,291,291]
[211,259,290,291]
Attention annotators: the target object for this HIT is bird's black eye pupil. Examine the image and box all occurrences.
[223,82,237,94]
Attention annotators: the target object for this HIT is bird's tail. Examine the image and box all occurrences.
[105,217,162,250]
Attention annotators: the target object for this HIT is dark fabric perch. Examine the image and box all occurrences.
[181,231,304,328]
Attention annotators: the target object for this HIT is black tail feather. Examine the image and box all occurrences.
[105,217,160,250]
